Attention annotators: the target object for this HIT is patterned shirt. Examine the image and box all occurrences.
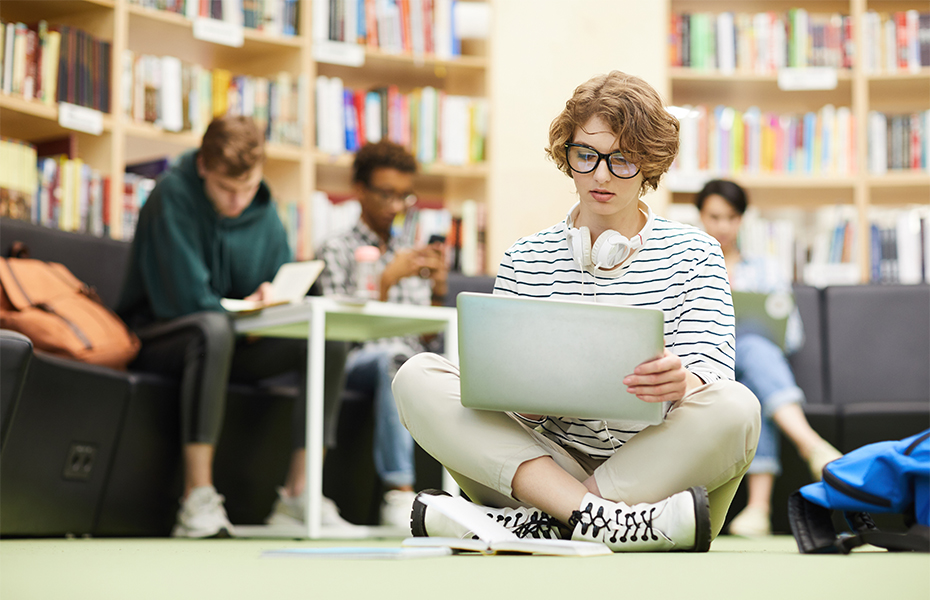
[316,219,432,356]
[494,202,734,459]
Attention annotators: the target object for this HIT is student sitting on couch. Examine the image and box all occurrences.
[117,115,354,538]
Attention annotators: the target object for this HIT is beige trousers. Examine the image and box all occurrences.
[393,352,761,538]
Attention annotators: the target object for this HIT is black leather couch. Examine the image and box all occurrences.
[728,283,930,533]
[2,218,927,535]
[0,219,297,536]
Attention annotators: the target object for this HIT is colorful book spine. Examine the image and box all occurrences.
[315,76,487,166]
[123,50,303,145]
[672,103,862,177]
[670,9,858,72]
[318,0,467,59]
[867,110,930,174]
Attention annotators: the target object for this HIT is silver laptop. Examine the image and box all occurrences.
[457,293,666,424]
[731,290,793,350]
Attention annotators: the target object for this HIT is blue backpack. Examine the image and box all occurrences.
[789,429,929,554]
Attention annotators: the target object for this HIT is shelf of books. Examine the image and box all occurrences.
[0,0,491,271]
[666,1,930,286]
[310,0,490,274]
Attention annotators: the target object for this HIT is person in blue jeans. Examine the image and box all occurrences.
[696,179,842,536]
[315,141,448,528]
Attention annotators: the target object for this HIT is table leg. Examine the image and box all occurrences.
[305,306,327,538]
[442,313,459,495]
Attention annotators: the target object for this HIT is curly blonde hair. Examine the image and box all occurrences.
[546,71,679,195]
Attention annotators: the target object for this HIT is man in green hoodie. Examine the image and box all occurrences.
[117,116,355,538]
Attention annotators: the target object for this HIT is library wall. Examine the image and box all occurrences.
[485,0,670,270]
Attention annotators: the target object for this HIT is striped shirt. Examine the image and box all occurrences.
[493,203,734,459]
[316,219,432,356]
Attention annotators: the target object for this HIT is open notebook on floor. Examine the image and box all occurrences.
[220,260,325,314]
[402,494,611,556]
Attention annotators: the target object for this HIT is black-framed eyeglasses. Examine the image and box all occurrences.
[564,143,640,179]
[366,185,417,208]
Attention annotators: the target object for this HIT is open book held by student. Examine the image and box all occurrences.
[402,494,611,556]
[220,260,325,313]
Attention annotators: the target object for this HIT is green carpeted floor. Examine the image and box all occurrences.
[1,535,927,600]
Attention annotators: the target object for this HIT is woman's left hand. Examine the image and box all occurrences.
[623,349,703,403]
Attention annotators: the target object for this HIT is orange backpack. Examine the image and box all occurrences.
[0,257,140,370]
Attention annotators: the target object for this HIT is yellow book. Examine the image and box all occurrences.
[212,68,231,117]
[42,30,60,105]
[58,156,73,231]
[761,119,774,172]
[731,108,744,174]
[12,22,26,96]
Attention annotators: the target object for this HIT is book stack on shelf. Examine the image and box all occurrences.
[315,78,487,166]
[122,50,306,145]
[315,0,481,59]
[671,103,857,178]
[0,0,492,269]
[1,20,110,111]
[867,110,930,174]
[869,206,930,285]
[738,208,798,285]
[0,137,37,222]
[0,133,162,242]
[667,1,930,285]
[799,204,860,287]
[861,10,930,74]
[669,9,855,73]
[33,136,110,238]
[128,0,300,36]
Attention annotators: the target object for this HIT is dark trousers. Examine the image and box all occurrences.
[131,312,348,448]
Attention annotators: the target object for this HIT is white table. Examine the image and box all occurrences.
[232,296,458,538]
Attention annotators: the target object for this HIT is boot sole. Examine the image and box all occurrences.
[689,486,712,552]
[410,489,451,537]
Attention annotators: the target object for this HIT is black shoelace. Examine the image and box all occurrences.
[569,501,659,544]
[488,510,562,539]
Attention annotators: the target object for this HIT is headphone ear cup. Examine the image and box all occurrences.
[567,225,592,268]
[591,230,633,269]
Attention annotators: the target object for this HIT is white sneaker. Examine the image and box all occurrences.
[410,489,564,540]
[172,486,234,539]
[569,488,711,552]
[381,490,418,530]
[265,487,304,527]
[265,488,370,537]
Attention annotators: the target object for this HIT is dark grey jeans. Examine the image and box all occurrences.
[131,311,348,448]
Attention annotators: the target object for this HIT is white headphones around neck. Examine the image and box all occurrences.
[565,202,652,270]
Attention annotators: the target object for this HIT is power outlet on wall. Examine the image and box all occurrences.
[62,443,97,481]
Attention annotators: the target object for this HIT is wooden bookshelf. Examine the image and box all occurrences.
[667,0,930,283]
[0,0,490,264]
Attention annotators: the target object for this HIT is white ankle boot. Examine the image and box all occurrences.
[411,489,564,540]
[569,487,712,552]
